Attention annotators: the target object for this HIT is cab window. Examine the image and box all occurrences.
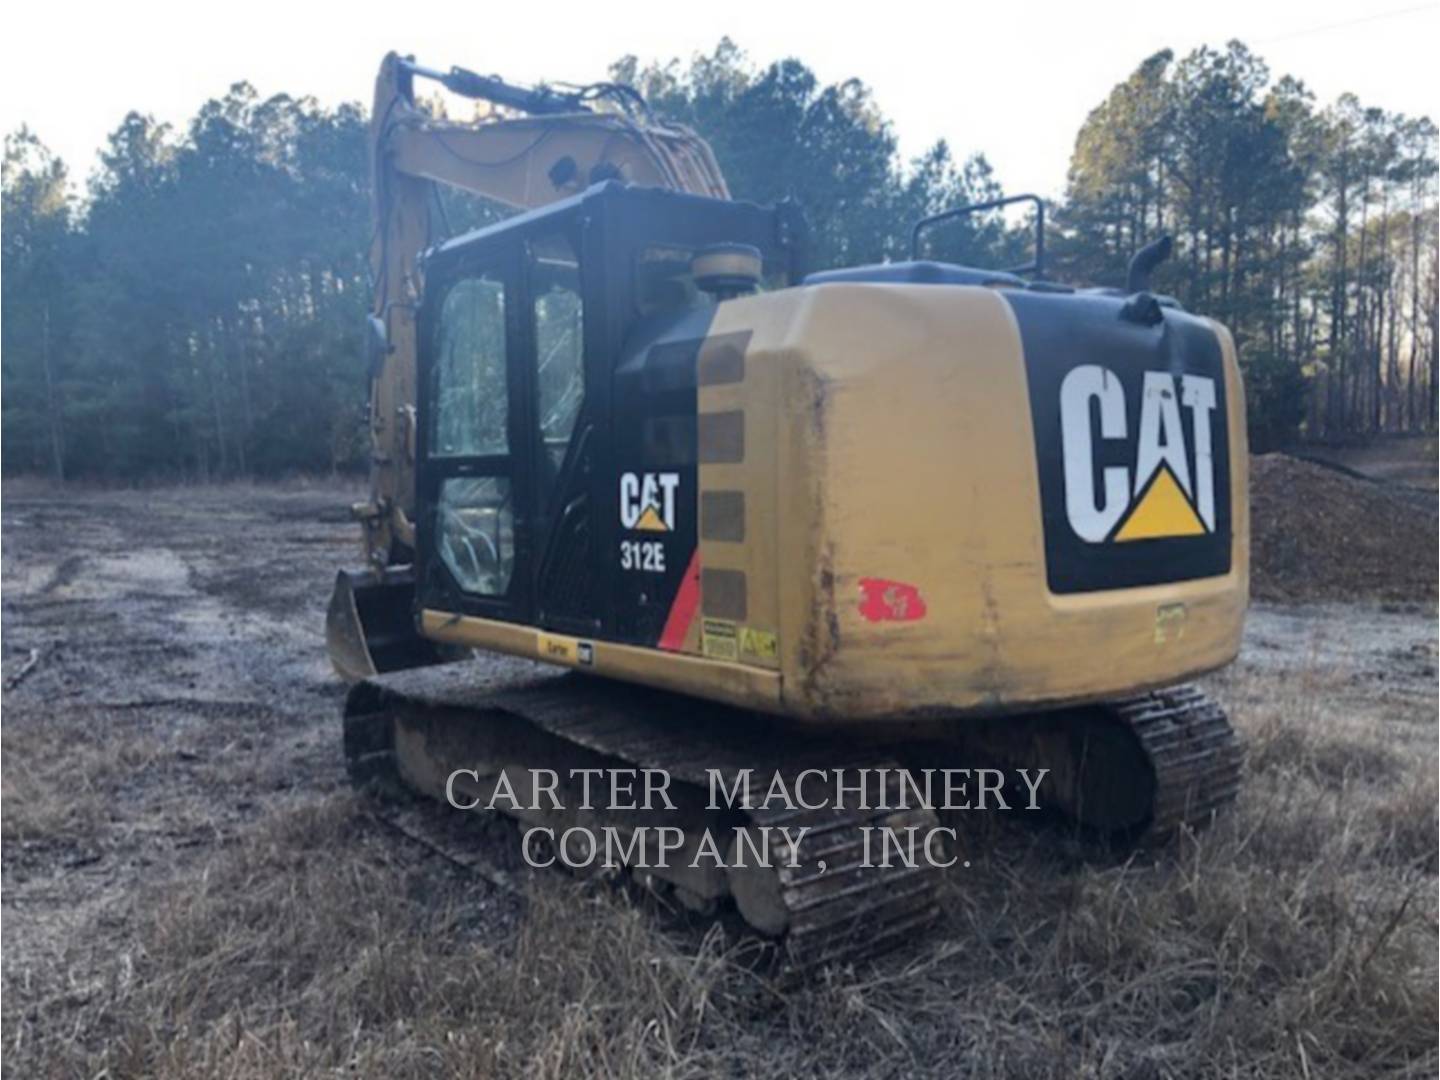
[531,234,584,472]
[432,273,508,457]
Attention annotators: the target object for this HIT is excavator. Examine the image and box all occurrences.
[328,53,1248,967]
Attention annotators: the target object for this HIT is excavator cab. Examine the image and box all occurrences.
[326,52,743,684]
[413,183,797,648]
[329,182,800,681]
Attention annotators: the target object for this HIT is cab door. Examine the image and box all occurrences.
[415,242,536,626]
[525,225,602,637]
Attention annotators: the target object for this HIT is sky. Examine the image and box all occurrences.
[2,0,1436,200]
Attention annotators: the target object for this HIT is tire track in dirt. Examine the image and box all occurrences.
[1,485,360,1000]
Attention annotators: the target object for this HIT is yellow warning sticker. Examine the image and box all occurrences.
[702,618,738,661]
[739,626,778,661]
[537,632,578,665]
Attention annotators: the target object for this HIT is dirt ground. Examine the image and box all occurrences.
[1,478,1436,1078]
[1250,453,1437,605]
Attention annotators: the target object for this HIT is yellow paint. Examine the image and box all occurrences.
[420,610,780,712]
[634,505,668,532]
[537,632,579,665]
[1154,603,1187,644]
[1114,466,1207,542]
[697,322,780,672]
[701,283,1248,721]
[420,281,1250,724]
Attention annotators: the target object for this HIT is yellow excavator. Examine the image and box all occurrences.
[329,53,1247,966]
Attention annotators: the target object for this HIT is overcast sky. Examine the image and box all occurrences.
[3,0,1435,199]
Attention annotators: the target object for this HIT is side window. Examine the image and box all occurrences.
[531,234,584,472]
[432,274,507,457]
[438,477,514,596]
[430,268,514,597]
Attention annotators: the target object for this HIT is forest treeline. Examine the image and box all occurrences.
[3,39,1436,480]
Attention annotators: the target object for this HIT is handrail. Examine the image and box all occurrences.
[910,193,1046,278]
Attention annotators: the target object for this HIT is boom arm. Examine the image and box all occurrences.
[358,52,728,566]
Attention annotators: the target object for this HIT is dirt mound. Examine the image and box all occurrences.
[1250,453,1437,605]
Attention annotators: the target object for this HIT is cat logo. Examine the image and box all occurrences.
[1060,366,1218,544]
[619,472,680,532]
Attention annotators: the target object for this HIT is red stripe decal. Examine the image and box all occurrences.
[658,548,701,651]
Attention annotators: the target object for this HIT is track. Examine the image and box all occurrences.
[1114,684,1244,837]
[343,667,1242,968]
[345,669,946,969]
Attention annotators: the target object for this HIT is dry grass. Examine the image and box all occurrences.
[1,708,168,848]
[4,661,1436,1079]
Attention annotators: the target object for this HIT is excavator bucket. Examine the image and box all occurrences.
[325,568,462,683]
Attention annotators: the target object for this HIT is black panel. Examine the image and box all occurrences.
[585,186,789,647]
[1005,291,1232,595]
[610,307,714,644]
[534,422,599,630]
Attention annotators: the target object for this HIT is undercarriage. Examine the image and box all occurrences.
[343,665,1242,968]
